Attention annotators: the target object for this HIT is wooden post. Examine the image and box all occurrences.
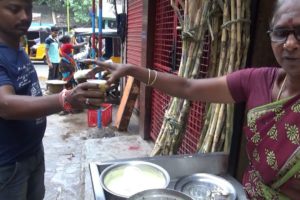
[115,76,140,131]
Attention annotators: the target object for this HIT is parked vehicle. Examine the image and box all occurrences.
[74,28,121,63]
[26,26,51,63]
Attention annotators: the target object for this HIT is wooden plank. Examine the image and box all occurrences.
[115,76,140,131]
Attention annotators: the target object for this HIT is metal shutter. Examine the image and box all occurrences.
[126,0,143,66]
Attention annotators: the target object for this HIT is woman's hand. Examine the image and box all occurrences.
[81,59,129,85]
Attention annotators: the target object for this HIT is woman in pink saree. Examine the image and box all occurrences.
[82,0,300,198]
[243,92,300,199]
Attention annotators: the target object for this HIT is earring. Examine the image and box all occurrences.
[283,43,287,48]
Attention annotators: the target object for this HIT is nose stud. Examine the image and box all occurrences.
[283,43,287,48]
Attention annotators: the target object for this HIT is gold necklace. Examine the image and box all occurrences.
[276,76,287,101]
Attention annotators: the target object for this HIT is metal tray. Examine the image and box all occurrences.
[89,153,247,200]
[174,173,236,200]
[128,188,193,200]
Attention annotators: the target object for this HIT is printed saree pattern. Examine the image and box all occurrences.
[59,49,76,84]
[243,95,300,200]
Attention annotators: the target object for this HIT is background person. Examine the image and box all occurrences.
[59,35,86,90]
[87,35,99,59]
[0,1,106,199]
[45,26,61,81]
[83,0,300,198]
[70,31,85,55]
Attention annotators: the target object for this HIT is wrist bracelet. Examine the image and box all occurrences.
[147,68,151,85]
[149,70,158,86]
[59,89,72,112]
[147,69,158,86]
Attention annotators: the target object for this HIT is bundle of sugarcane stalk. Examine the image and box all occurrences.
[197,0,251,153]
[151,0,213,156]
[151,0,251,156]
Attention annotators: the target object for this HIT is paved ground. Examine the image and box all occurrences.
[34,63,154,200]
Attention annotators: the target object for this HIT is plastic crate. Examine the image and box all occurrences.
[87,109,97,127]
[87,104,112,127]
[100,103,112,127]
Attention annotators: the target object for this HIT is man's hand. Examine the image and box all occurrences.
[67,82,107,110]
[47,59,52,68]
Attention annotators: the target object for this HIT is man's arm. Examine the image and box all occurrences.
[45,47,52,67]
[0,82,106,120]
[45,38,53,67]
[73,42,87,49]
[0,85,61,119]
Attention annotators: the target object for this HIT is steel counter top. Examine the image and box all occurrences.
[89,153,247,200]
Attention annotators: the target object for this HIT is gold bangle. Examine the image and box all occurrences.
[149,70,158,86]
[147,68,151,85]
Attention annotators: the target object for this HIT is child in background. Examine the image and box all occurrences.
[59,35,86,89]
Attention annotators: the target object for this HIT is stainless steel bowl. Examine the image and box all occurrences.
[100,161,170,199]
[174,173,236,200]
[129,188,194,200]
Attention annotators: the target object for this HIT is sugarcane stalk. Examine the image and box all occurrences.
[178,2,189,77]
[224,104,234,153]
[201,103,221,152]
[197,104,213,149]
[227,0,237,73]
[191,9,214,77]
[171,100,191,153]
[212,104,226,152]
[217,127,226,152]
[241,0,251,67]
[217,0,229,76]
[183,6,204,77]
[209,6,222,77]
[171,0,184,28]
[235,0,242,69]
[188,0,202,28]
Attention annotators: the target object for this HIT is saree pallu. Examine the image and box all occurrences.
[59,49,77,85]
[243,94,300,200]
[59,60,75,82]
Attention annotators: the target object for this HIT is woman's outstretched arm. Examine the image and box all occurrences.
[84,59,235,103]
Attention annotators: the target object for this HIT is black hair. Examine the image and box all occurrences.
[50,26,59,32]
[59,35,71,44]
[270,0,285,28]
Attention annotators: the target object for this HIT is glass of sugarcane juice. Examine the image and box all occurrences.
[87,79,107,100]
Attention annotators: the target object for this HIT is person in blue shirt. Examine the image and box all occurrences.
[45,26,61,80]
[0,0,106,199]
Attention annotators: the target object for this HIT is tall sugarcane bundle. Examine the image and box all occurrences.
[151,0,251,156]
[151,0,213,156]
[197,0,251,153]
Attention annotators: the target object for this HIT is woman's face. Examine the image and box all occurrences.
[271,0,300,75]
